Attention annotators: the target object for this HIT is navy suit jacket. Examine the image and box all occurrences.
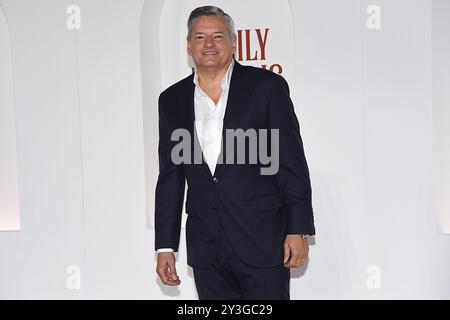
[155,59,315,268]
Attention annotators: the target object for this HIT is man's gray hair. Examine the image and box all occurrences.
[187,6,236,40]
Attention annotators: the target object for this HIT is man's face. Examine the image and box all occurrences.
[187,15,236,70]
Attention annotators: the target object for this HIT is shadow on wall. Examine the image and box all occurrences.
[0,3,21,232]
[140,0,166,230]
[432,0,450,235]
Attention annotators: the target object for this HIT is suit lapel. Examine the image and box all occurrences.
[183,76,213,178]
[184,59,251,178]
[213,60,251,177]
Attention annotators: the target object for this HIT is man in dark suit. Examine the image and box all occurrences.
[155,6,315,300]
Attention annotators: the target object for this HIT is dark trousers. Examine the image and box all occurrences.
[192,227,290,300]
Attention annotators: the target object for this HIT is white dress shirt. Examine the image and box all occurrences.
[194,59,234,175]
[157,60,235,253]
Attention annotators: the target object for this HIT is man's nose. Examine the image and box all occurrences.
[204,36,215,47]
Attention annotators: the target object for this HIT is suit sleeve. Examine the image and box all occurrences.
[268,75,315,235]
[154,92,186,251]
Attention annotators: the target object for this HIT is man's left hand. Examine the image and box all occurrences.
[283,234,309,268]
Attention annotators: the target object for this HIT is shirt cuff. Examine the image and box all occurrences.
[156,248,174,253]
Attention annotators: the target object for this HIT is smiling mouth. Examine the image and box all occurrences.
[203,51,218,55]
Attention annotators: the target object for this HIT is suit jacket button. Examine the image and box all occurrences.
[213,177,219,183]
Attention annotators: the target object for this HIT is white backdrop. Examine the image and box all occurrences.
[0,0,449,299]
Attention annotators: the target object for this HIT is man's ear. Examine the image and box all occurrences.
[187,40,192,56]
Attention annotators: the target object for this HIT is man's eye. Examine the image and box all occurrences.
[195,36,204,40]
[214,35,224,39]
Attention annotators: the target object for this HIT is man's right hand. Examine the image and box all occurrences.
[156,252,181,286]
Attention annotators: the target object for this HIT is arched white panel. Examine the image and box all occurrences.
[0,5,21,231]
